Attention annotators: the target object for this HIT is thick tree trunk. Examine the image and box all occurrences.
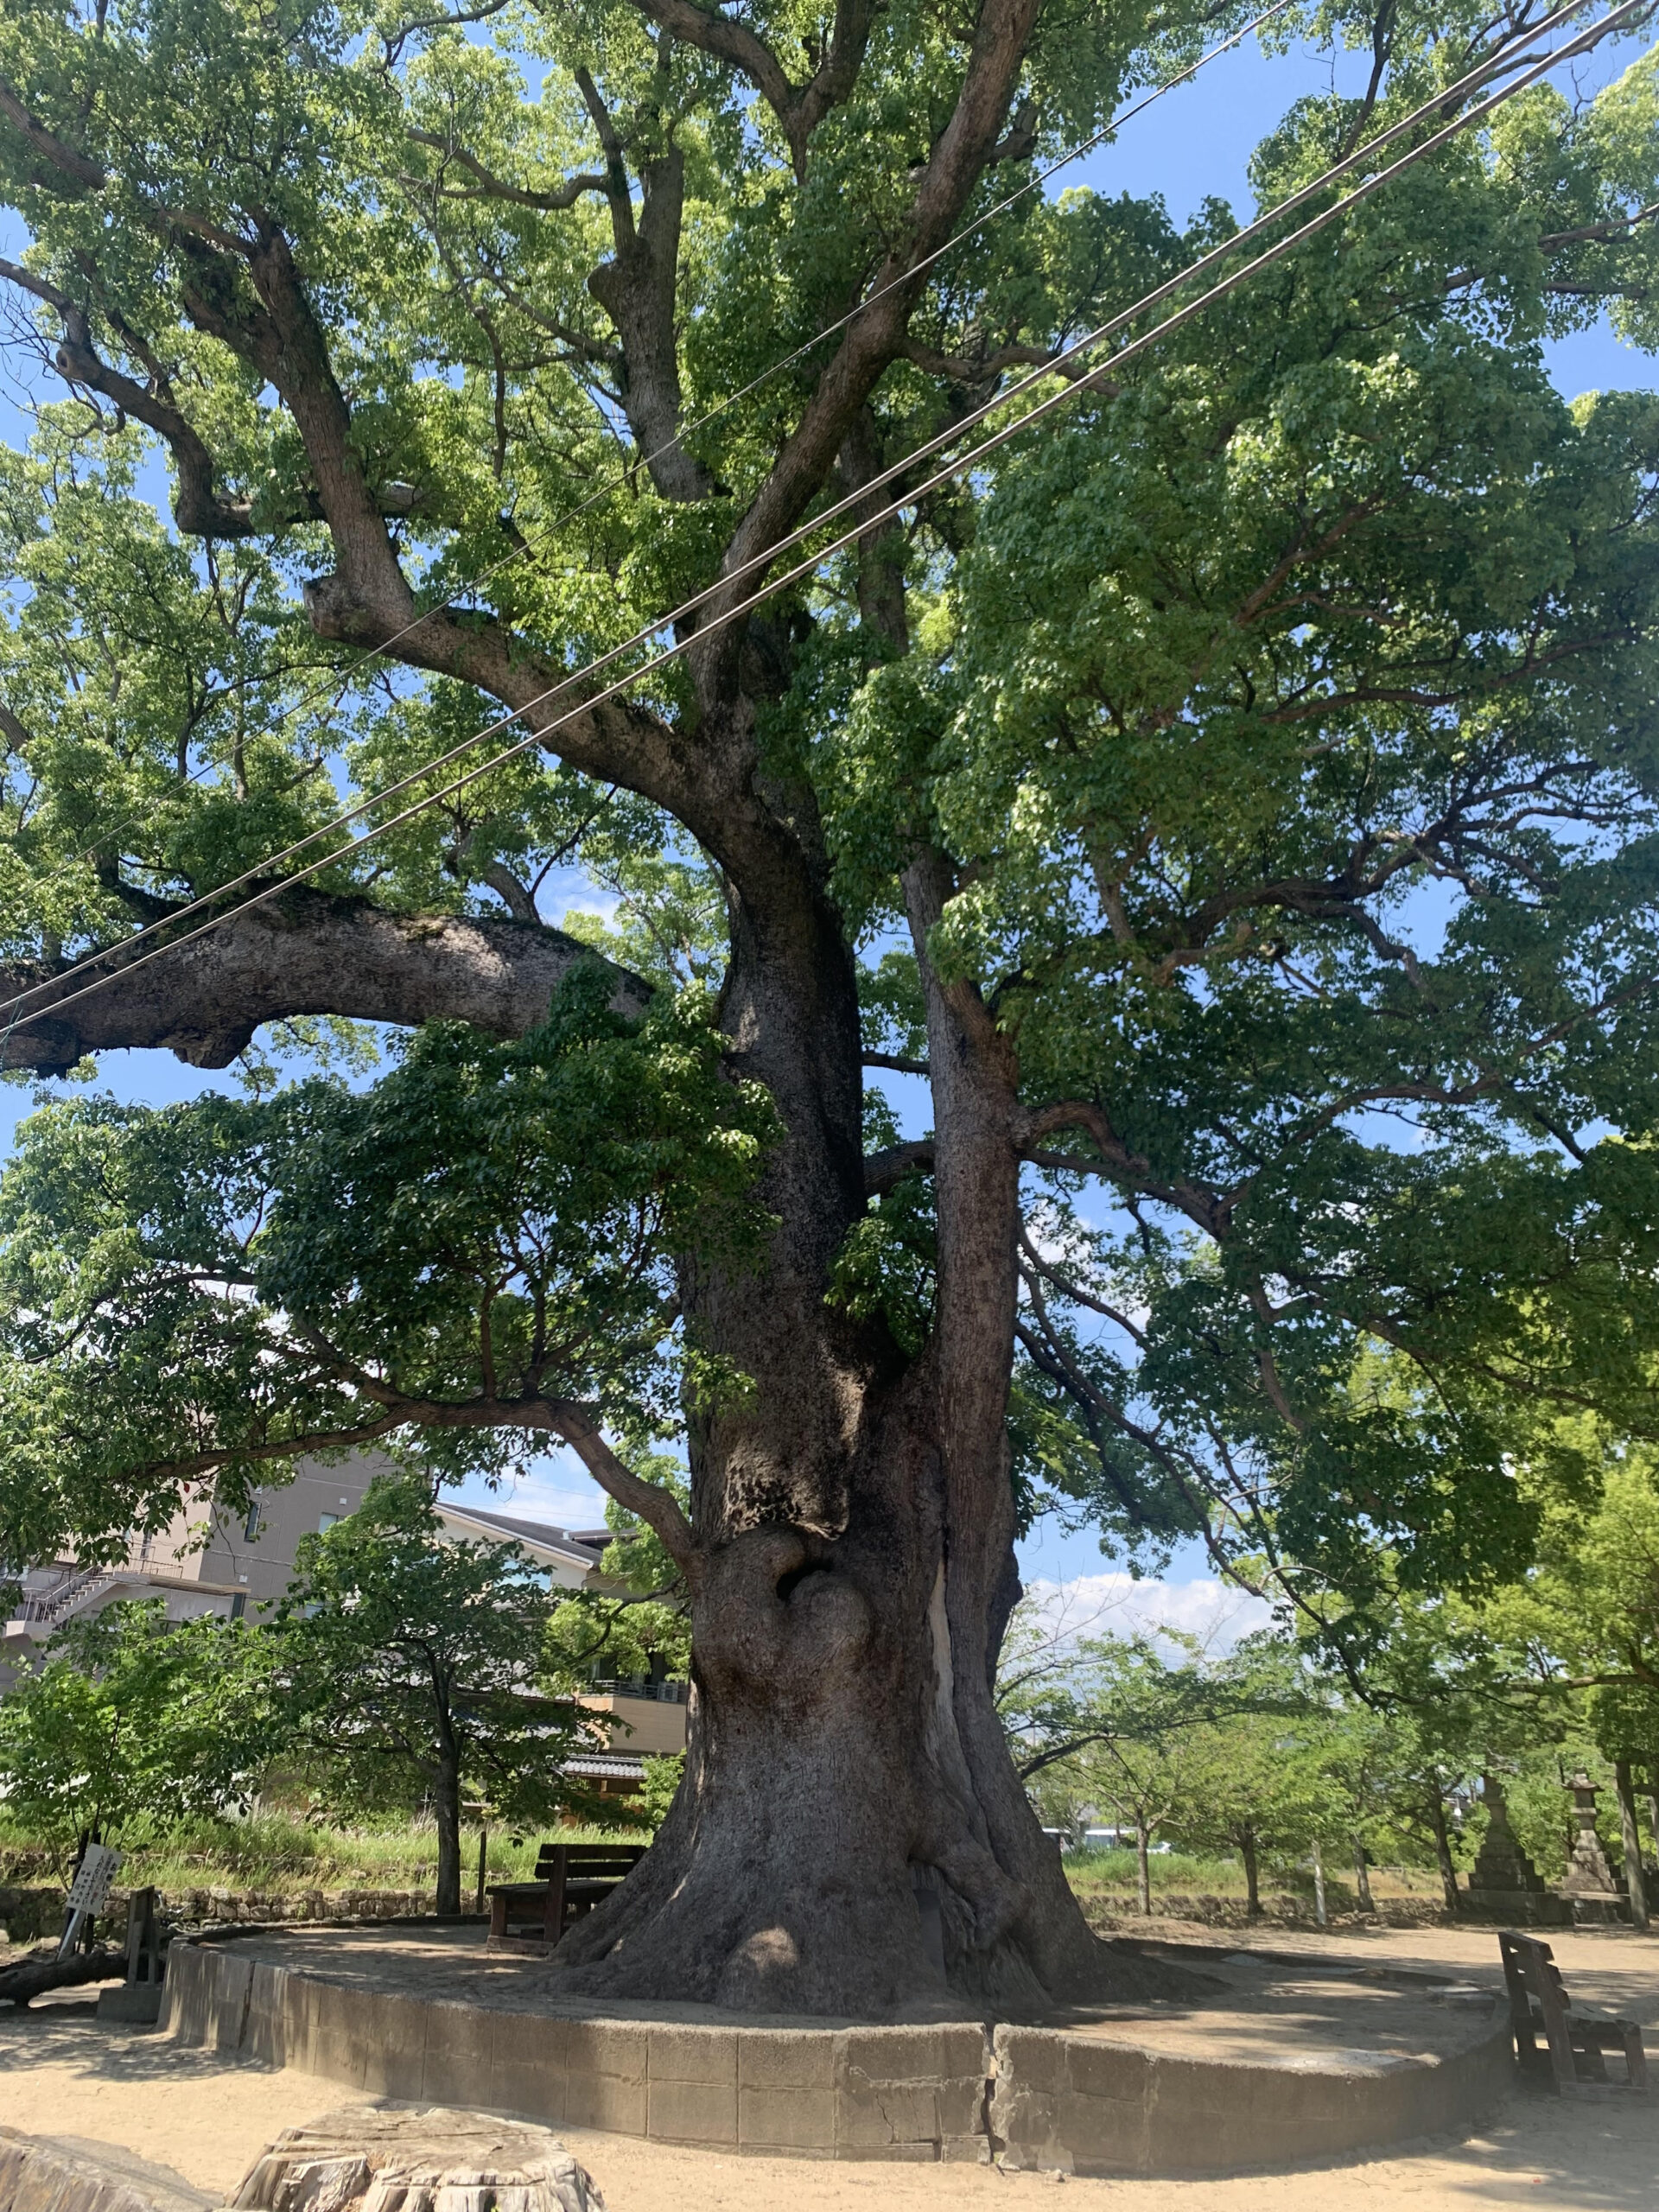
[1352,1834,1375,1914]
[1427,1792,1460,1913]
[542,854,1141,2017]
[549,1361,1145,2016]
[1135,1820,1152,1917]
[434,1757,462,1917]
[1614,1760,1649,1930]
[1238,1825,1262,1917]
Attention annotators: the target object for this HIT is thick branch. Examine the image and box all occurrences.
[137,1386,698,1580]
[1020,1102,1229,1239]
[0,75,105,191]
[624,0,878,179]
[708,0,1042,672]
[0,887,653,1074]
[1538,200,1659,251]
[0,1946,125,2005]
[543,1402,698,1579]
[0,262,259,537]
[864,1139,935,1194]
[899,336,1065,385]
[407,128,610,210]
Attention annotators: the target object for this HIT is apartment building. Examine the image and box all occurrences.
[1,1458,687,1788]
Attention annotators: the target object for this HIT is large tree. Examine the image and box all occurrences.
[3,0,1659,2016]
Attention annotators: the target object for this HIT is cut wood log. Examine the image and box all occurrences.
[0,2125,213,2212]
[0,1943,126,2006]
[226,2108,606,2212]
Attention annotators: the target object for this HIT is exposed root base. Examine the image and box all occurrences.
[537,1929,1220,2025]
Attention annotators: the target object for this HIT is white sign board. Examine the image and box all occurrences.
[66,1840,121,1915]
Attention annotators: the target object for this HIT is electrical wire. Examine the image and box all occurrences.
[2,0,1645,1045]
[2,0,1611,1028]
[43,0,1299,871]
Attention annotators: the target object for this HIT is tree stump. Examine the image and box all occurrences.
[226,2108,605,2212]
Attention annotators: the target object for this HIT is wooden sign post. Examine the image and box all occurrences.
[57,1840,121,1958]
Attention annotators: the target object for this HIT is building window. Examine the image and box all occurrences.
[319,1513,340,1533]
[230,1593,246,1620]
[244,1500,260,1541]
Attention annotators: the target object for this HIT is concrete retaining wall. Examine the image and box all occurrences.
[161,1943,988,2163]
[0,1884,434,1944]
[160,1938,1511,2173]
[989,2020,1514,2176]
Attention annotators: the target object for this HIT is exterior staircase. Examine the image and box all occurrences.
[4,1565,122,1637]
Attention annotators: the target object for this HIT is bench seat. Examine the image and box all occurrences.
[486,1843,648,1947]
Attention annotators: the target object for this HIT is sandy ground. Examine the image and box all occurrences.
[2,1922,1655,2211]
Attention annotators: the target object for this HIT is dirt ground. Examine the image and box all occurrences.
[2,1921,1654,2211]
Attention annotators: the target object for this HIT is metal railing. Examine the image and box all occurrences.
[10,1567,119,1627]
[585,1677,689,1705]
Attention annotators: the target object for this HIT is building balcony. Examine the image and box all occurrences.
[577,1689,689,1758]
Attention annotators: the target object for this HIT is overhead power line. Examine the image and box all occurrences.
[0,0,1611,1027]
[36,0,1297,869]
[1,0,1646,1046]
[0,0,1586,1022]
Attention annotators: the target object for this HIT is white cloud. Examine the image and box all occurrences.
[453,1449,608,1533]
[1020,1572,1273,1659]
[559,894,623,929]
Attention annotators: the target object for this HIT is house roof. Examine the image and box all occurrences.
[435,1503,607,1573]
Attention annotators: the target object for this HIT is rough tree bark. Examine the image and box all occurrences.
[1351,1834,1375,1914]
[0,1944,125,2007]
[1236,1824,1262,1918]
[0,0,1158,2017]
[1613,1760,1650,1931]
[1426,1792,1461,1914]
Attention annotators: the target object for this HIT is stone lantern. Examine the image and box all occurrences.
[1559,1774,1630,1926]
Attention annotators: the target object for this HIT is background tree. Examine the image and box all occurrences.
[1061,1638,1211,1916]
[0,1600,276,1865]
[3,0,1659,2012]
[1155,1640,1329,1915]
[544,1459,693,1694]
[270,1474,602,1913]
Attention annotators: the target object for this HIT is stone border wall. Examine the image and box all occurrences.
[160,1937,1511,2174]
[162,1942,988,2163]
[0,1885,435,1945]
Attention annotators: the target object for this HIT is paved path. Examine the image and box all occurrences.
[0,1921,1653,2210]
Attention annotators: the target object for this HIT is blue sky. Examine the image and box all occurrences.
[1,18,1653,1611]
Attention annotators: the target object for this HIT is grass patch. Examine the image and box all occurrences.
[1062,1847,1251,1895]
[0,1812,641,1897]
[1061,1843,1449,1910]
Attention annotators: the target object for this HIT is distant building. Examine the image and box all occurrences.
[1,1456,687,1791]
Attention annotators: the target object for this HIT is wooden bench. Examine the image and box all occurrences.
[486,1843,647,1947]
[1498,1929,1649,2092]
